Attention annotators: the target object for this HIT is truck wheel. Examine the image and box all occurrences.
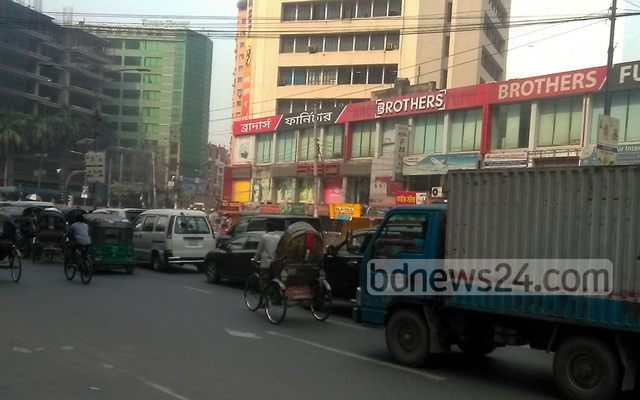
[457,341,496,357]
[553,336,620,400]
[386,309,429,367]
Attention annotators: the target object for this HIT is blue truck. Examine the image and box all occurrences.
[352,166,640,400]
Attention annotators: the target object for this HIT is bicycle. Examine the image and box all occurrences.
[64,243,93,284]
[243,260,267,311]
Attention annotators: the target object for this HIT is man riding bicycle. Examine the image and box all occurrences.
[66,214,91,257]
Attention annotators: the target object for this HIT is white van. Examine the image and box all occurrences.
[132,209,216,272]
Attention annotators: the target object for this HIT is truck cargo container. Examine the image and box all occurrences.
[352,166,640,400]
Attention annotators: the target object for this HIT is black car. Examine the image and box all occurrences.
[204,231,283,283]
[323,228,376,301]
[217,214,322,248]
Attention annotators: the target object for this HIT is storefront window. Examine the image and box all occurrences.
[276,179,294,203]
[491,102,531,150]
[590,89,640,144]
[347,177,370,204]
[538,96,583,146]
[351,120,376,157]
[299,178,315,203]
[298,128,315,161]
[323,125,344,159]
[256,133,272,163]
[277,130,295,162]
[450,108,482,152]
[414,113,444,154]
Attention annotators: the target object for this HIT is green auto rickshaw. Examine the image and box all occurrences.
[84,213,135,274]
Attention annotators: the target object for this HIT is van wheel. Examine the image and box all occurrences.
[205,260,221,283]
[386,309,430,367]
[152,253,164,272]
[553,336,620,400]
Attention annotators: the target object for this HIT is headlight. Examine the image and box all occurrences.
[280,269,288,282]
[318,268,326,280]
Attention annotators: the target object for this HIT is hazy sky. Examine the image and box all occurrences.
[37,0,637,146]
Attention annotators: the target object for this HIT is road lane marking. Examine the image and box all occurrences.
[117,369,194,400]
[225,328,261,339]
[266,331,446,381]
[325,319,368,329]
[182,286,212,294]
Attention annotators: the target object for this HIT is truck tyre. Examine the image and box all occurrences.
[386,309,430,367]
[553,336,620,400]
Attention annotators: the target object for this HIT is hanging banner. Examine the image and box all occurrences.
[330,203,361,220]
[595,115,619,165]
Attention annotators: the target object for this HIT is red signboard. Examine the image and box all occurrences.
[296,162,340,175]
[395,191,417,205]
[232,115,282,135]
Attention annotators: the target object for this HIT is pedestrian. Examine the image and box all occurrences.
[253,220,280,286]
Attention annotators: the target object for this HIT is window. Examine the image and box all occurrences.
[141,123,159,133]
[293,68,307,85]
[414,113,445,154]
[325,35,339,51]
[142,216,157,232]
[144,57,163,67]
[256,133,272,163]
[144,41,163,51]
[124,56,142,66]
[143,90,161,100]
[108,55,122,65]
[277,130,295,162]
[370,34,384,50]
[323,125,344,159]
[340,35,354,51]
[357,1,372,17]
[123,73,142,83]
[368,66,383,84]
[450,108,482,151]
[121,106,140,116]
[155,216,167,232]
[282,3,296,21]
[175,216,211,234]
[144,74,162,84]
[295,36,310,52]
[281,37,295,53]
[142,107,160,117]
[312,3,326,19]
[102,105,119,115]
[353,66,367,84]
[298,3,312,20]
[309,36,323,51]
[125,40,140,50]
[491,103,531,149]
[355,34,369,51]
[374,213,428,258]
[109,39,123,49]
[351,120,376,157]
[279,67,293,85]
[338,67,352,84]
[298,128,315,161]
[389,0,402,16]
[308,68,321,85]
[539,96,583,146]
[103,88,120,98]
[373,0,387,17]
[322,68,337,85]
[122,90,140,99]
[384,65,397,84]
[121,122,139,132]
[327,2,341,19]
[590,89,640,143]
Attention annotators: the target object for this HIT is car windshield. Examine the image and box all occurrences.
[174,216,210,234]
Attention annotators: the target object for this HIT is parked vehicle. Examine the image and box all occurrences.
[204,231,283,284]
[32,208,66,262]
[84,213,135,274]
[93,208,145,223]
[217,214,322,248]
[132,209,216,272]
[323,228,375,301]
[353,166,640,400]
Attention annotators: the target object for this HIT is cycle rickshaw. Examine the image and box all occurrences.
[0,212,22,282]
[244,222,332,324]
[84,213,135,274]
[18,205,41,258]
[32,208,66,262]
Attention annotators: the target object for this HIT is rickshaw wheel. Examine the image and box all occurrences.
[9,250,21,282]
[243,273,262,311]
[64,256,76,281]
[264,282,287,324]
[310,281,332,321]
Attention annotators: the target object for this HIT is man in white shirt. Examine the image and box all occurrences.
[253,220,280,284]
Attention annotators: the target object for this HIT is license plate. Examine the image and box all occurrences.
[186,239,201,247]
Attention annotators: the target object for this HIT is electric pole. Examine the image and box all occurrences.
[604,0,618,116]
[313,101,319,218]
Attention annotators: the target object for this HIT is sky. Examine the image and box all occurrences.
[34,0,640,146]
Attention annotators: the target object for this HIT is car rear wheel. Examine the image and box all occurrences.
[152,253,164,272]
[205,259,221,284]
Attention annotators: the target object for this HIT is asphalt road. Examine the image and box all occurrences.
[0,258,629,400]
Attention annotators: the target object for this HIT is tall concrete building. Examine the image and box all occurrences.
[232,0,510,124]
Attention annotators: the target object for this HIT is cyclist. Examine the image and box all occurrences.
[253,220,280,287]
[66,214,91,259]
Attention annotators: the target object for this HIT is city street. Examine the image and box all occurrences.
[0,258,622,400]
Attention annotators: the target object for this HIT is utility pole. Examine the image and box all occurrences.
[313,101,319,218]
[603,0,618,116]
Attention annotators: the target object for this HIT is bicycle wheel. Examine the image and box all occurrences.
[64,253,76,281]
[310,280,332,321]
[79,251,93,284]
[9,249,21,282]
[243,273,262,311]
[264,282,287,324]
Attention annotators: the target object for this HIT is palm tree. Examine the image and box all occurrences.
[0,109,27,187]
[29,113,57,151]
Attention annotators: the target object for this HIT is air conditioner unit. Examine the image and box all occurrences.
[431,186,444,198]
[308,46,317,53]
[277,79,286,86]
[385,43,396,51]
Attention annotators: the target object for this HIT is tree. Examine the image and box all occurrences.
[0,109,27,187]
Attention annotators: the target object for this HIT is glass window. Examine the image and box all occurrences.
[256,133,272,163]
[338,67,352,84]
[142,107,160,117]
[590,90,640,144]
[343,2,356,18]
[103,88,120,98]
[227,235,248,250]
[384,65,398,84]
[125,40,140,50]
[281,37,295,53]
[123,73,142,83]
[492,103,531,149]
[282,3,296,21]
[374,213,428,258]
[108,55,122,65]
[414,113,445,154]
[121,106,140,116]
[325,35,339,51]
[277,130,295,162]
[174,216,211,234]
[122,90,140,99]
[102,105,119,115]
[143,90,161,100]
[124,56,141,66]
[295,36,310,52]
[109,39,123,49]
[355,34,369,51]
[369,66,383,84]
[353,66,367,84]
[309,36,323,51]
[450,108,482,151]
[121,122,139,132]
[312,3,326,19]
[373,0,388,17]
[322,68,337,85]
[298,128,315,161]
[339,35,354,51]
[155,216,167,232]
[370,33,385,50]
[308,68,321,85]
[357,1,372,17]
[293,68,307,85]
[386,31,400,48]
[279,67,293,85]
[144,41,163,51]
[144,57,163,67]
[141,123,159,133]
[142,216,157,232]
[351,120,376,157]
[323,125,344,159]
[327,2,341,19]
[297,3,312,20]
[144,74,162,84]
[538,96,583,146]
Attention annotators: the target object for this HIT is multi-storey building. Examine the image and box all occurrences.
[232,0,510,123]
